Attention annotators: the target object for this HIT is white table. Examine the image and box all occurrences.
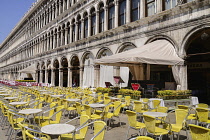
[18,109,42,115]
[89,103,105,108]
[110,97,120,101]
[65,99,80,102]
[41,124,75,135]
[0,94,10,96]
[51,95,64,98]
[143,112,167,118]
[190,96,199,106]
[9,102,27,105]
[140,98,165,108]
[4,97,17,100]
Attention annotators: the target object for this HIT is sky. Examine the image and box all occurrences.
[0,0,35,44]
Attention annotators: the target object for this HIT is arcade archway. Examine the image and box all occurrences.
[186,28,210,103]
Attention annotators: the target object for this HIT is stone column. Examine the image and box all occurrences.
[60,29,64,46]
[95,10,99,34]
[55,3,58,18]
[69,24,73,43]
[126,0,131,23]
[52,6,55,20]
[67,67,73,87]
[65,28,68,45]
[140,0,145,19]
[59,0,63,15]
[51,69,55,86]
[104,6,108,31]
[114,66,120,76]
[75,22,78,41]
[157,0,163,13]
[45,69,48,83]
[40,70,43,83]
[63,0,66,11]
[59,68,63,87]
[94,65,100,87]
[79,66,84,87]
[53,33,57,49]
[88,15,91,37]
[81,19,84,39]
[115,0,119,28]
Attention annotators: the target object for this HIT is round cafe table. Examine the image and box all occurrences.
[18,109,42,115]
[0,94,10,96]
[88,103,105,108]
[51,95,64,98]
[4,97,18,100]
[9,102,27,106]
[41,124,75,135]
[143,112,167,118]
[65,99,80,102]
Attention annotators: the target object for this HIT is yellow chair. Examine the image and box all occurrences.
[150,100,161,111]
[91,121,106,140]
[135,136,154,140]
[143,114,171,140]
[39,105,64,127]
[59,115,89,140]
[177,105,197,124]
[133,101,147,121]
[25,128,51,140]
[126,110,145,139]
[104,101,122,130]
[167,109,188,140]
[63,99,76,117]
[83,105,102,121]
[189,124,210,140]
[196,107,210,127]
[197,103,208,108]
[156,106,168,125]
[122,96,131,113]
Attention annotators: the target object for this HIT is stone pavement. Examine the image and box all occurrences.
[0,108,192,140]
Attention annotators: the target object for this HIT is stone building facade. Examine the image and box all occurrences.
[1,0,210,100]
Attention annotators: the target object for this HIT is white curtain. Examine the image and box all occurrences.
[83,57,94,88]
[172,65,188,90]
[83,65,95,88]
[100,65,114,87]
[129,65,142,80]
[120,67,129,87]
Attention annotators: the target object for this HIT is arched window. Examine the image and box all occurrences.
[72,19,75,42]
[131,0,140,22]
[90,8,96,35]
[99,3,104,33]
[146,0,156,16]
[119,0,126,26]
[108,0,115,30]
[77,16,82,40]
[163,0,177,10]
[84,13,88,38]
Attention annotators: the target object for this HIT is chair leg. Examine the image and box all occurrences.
[125,126,130,140]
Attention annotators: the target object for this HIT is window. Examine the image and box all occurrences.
[99,3,104,33]
[131,0,140,22]
[119,0,126,26]
[108,0,115,29]
[84,13,88,38]
[146,0,156,16]
[72,20,75,42]
[91,9,96,35]
[163,0,177,10]
[77,16,82,40]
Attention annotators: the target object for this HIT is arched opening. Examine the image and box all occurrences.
[185,28,210,103]
[53,59,59,86]
[71,56,80,87]
[47,61,51,84]
[61,57,68,87]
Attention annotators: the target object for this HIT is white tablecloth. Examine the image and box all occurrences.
[140,98,165,108]
[190,96,199,106]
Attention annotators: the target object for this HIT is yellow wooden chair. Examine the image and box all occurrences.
[189,124,210,140]
[126,110,145,139]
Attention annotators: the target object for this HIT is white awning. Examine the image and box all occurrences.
[18,64,36,74]
[94,40,184,66]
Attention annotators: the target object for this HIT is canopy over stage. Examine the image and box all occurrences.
[94,40,184,66]
[18,64,36,74]
[95,40,187,90]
